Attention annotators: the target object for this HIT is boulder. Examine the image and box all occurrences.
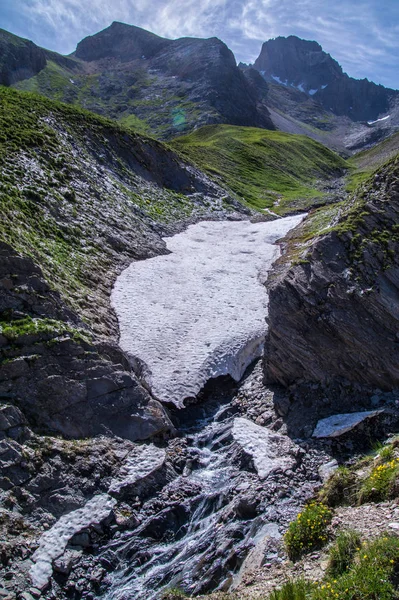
[232,417,296,479]
[312,411,382,439]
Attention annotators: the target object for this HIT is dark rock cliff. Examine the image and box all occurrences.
[72,22,274,134]
[264,157,399,393]
[75,21,171,62]
[254,35,397,122]
[0,28,46,85]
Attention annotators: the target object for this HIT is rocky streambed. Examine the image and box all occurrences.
[3,214,391,600]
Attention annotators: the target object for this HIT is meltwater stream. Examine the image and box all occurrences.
[104,216,310,598]
[104,402,239,600]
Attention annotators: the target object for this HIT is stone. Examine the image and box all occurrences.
[108,444,166,499]
[312,411,382,439]
[318,459,339,482]
[232,417,296,479]
[0,405,26,432]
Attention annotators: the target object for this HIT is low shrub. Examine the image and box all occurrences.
[326,529,361,578]
[284,503,332,562]
[271,535,399,600]
[269,578,315,600]
[358,458,399,504]
[319,467,358,507]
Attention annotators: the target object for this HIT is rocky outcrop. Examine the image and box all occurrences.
[0,28,46,85]
[0,240,174,441]
[72,22,274,135]
[254,35,397,122]
[264,157,399,394]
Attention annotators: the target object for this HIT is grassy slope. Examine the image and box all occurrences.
[347,131,399,191]
[13,59,205,139]
[0,87,232,331]
[172,124,347,213]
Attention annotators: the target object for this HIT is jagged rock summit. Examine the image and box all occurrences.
[254,35,397,122]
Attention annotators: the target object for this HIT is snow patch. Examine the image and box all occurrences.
[30,494,116,589]
[112,216,304,407]
[367,114,390,125]
[308,88,318,96]
[109,445,166,496]
[271,74,287,86]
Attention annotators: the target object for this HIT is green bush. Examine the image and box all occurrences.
[269,578,315,600]
[319,467,358,507]
[271,535,399,600]
[326,529,361,578]
[358,458,399,504]
[284,503,332,562]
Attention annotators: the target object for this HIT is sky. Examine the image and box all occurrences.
[1,0,399,89]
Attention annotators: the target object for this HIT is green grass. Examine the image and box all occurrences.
[172,124,347,213]
[318,440,399,509]
[319,467,358,508]
[326,530,362,578]
[269,579,314,600]
[358,458,399,504]
[270,535,399,600]
[346,131,399,192]
[284,503,332,562]
[118,112,150,134]
[0,316,90,346]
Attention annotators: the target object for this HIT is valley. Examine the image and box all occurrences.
[0,17,399,600]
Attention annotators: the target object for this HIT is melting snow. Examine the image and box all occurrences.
[367,114,390,125]
[112,216,304,407]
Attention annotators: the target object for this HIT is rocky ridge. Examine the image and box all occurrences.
[264,154,399,396]
[254,35,397,123]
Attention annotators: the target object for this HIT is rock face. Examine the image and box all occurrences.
[254,35,397,122]
[264,157,399,394]
[0,29,46,85]
[75,22,170,62]
[73,22,274,135]
[0,240,174,440]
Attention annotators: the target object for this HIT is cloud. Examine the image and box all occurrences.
[0,0,398,88]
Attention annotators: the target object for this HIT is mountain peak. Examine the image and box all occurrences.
[74,21,170,62]
[254,35,342,91]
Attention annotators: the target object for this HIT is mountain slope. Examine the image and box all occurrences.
[10,22,273,139]
[254,35,396,122]
[264,148,399,394]
[0,86,246,440]
[172,124,347,212]
[252,36,399,153]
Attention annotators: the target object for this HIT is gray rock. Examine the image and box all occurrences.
[312,411,382,438]
[318,459,339,481]
[232,417,296,479]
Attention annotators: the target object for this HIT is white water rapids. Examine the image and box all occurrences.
[111,215,304,407]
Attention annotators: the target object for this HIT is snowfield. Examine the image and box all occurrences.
[112,216,304,407]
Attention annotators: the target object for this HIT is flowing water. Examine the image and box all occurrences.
[103,216,313,599]
[103,399,243,599]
